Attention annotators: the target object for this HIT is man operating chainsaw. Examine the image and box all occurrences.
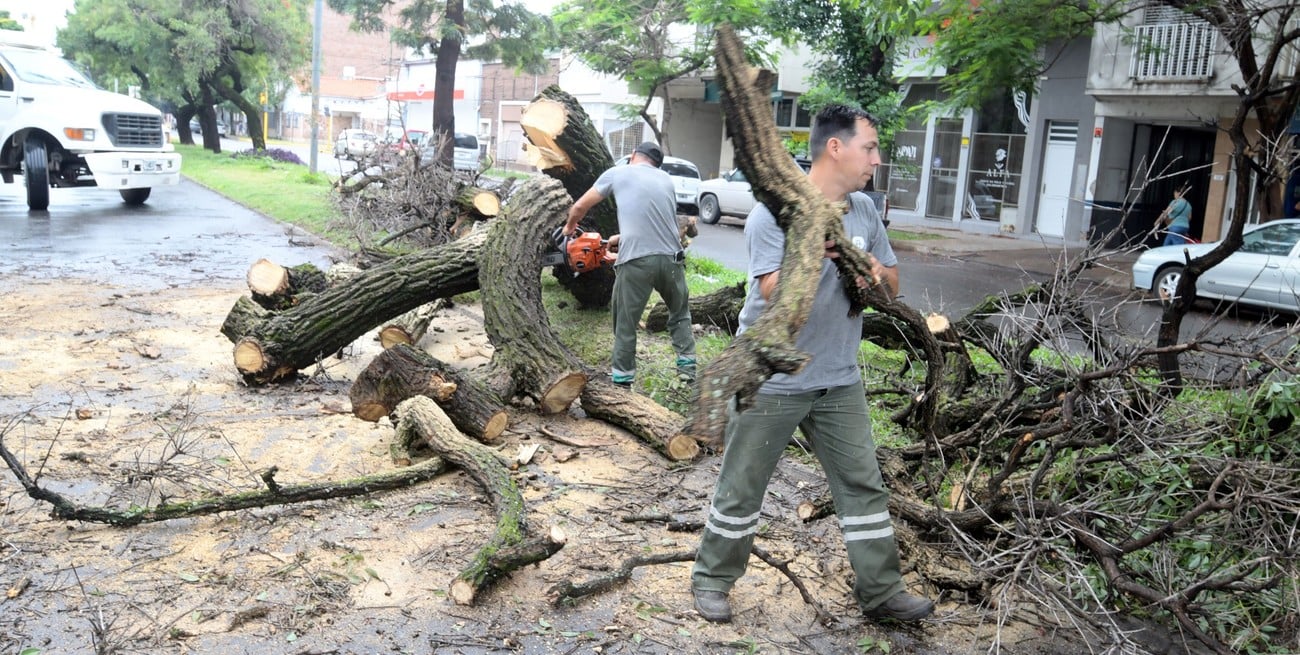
[562,141,697,388]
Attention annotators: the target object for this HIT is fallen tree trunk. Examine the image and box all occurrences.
[646,282,746,334]
[246,259,330,311]
[224,230,486,384]
[394,397,564,605]
[522,85,618,309]
[579,379,698,461]
[352,344,509,443]
[478,177,589,413]
[0,433,446,527]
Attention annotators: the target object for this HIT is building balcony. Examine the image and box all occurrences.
[1129,22,1218,81]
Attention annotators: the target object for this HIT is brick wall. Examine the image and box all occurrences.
[480,59,561,135]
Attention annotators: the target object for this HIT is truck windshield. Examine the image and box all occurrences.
[0,50,97,89]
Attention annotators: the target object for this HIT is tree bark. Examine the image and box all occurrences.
[579,380,698,461]
[646,282,746,334]
[548,550,697,606]
[224,230,486,384]
[522,85,618,309]
[394,397,564,605]
[479,177,589,413]
[352,344,509,444]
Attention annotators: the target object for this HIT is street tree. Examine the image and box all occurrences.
[328,0,554,166]
[552,0,710,152]
[59,0,308,151]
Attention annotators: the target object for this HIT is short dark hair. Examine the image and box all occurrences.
[809,105,878,161]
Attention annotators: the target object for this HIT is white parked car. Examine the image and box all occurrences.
[696,166,754,224]
[1131,219,1300,312]
[615,154,700,214]
[698,158,889,225]
[333,128,377,160]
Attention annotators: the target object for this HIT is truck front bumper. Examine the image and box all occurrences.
[82,152,182,189]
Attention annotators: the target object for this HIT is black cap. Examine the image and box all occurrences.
[634,141,664,167]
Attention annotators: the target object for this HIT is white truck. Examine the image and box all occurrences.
[0,41,180,211]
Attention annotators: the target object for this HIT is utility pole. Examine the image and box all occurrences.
[310,0,323,173]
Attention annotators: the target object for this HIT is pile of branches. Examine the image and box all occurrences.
[332,148,511,260]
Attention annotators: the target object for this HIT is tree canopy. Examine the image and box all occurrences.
[59,0,308,151]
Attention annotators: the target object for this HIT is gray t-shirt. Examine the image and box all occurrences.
[736,192,897,394]
[593,164,682,265]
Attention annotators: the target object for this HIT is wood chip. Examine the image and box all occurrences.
[75,408,94,420]
[516,443,542,466]
[135,344,162,359]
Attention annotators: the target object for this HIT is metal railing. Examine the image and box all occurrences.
[1129,22,1218,81]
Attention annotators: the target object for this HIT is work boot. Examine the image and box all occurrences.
[692,588,732,623]
[676,356,697,383]
[862,591,934,622]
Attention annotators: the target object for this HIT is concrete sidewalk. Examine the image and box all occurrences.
[887,221,1140,292]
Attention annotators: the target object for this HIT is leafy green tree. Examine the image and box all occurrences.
[60,0,308,151]
[0,10,23,31]
[329,0,553,165]
[553,0,710,151]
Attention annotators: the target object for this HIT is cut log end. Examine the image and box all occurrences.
[538,372,588,415]
[925,313,951,334]
[796,501,817,521]
[471,191,500,217]
[449,579,476,606]
[247,258,289,296]
[520,98,573,171]
[481,410,509,443]
[233,339,267,376]
[667,434,701,461]
[379,325,415,349]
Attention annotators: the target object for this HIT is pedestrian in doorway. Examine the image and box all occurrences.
[562,141,697,387]
[1160,186,1193,246]
[690,105,933,624]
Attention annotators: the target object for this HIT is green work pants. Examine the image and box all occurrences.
[610,254,694,382]
[691,384,905,611]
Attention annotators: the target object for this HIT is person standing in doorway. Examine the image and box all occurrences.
[1160,186,1193,246]
[562,142,697,387]
[690,106,933,624]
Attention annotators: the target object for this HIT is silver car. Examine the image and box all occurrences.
[1131,219,1300,312]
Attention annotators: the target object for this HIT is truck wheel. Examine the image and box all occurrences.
[698,194,721,224]
[23,139,50,211]
[120,188,152,205]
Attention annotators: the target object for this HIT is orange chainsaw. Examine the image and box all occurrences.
[543,227,617,274]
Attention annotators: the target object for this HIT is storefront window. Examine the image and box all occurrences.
[926,118,964,219]
[884,130,925,210]
[965,93,1027,221]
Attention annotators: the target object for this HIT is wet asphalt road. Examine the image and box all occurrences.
[0,178,338,290]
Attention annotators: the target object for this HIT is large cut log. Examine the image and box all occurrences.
[352,344,509,443]
[479,177,589,413]
[681,26,945,446]
[246,259,329,310]
[579,380,698,461]
[457,186,501,219]
[522,85,618,309]
[394,397,564,605]
[220,296,270,344]
[646,282,747,334]
[225,231,486,384]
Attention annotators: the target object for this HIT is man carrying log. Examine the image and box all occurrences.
[690,106,933,623]
[562,141,697,387]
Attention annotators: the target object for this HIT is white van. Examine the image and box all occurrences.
[453,132,480,171]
